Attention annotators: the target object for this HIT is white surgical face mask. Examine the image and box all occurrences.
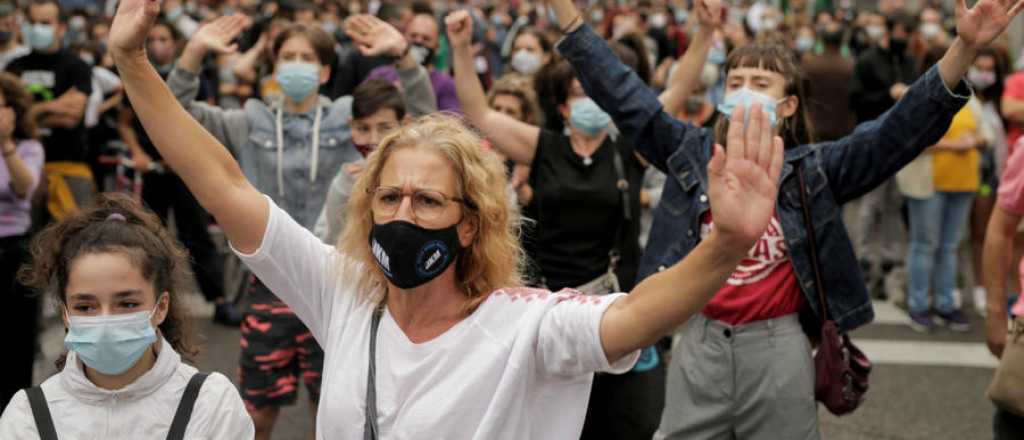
[510,49,542,75]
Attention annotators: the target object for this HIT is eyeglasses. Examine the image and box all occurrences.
[368,186,473,222]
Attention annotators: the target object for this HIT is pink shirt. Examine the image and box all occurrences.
[996,141,1024,316]
[1003,72,1024,155]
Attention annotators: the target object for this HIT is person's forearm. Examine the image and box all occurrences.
[660,28,714,116]
[548,0,583,33]
[451,42,492,125]
[2,141,35,197]
[232,45,263,84]
[937,38,978,92]
[178,41,207,74]
[116,111,145,156]
[601,231,747,361]
[983,209,1016,320]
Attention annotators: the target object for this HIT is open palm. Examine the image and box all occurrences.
[345,14,408,58]
[706,104,784,249]
[108,0,160,58]
[956,0,1024,48]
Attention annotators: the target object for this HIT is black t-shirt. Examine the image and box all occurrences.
[6,49,93,163]
[524,129,645,291]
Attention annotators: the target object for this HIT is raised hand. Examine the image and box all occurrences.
[108,0,161,58]
[706,104,784,250]
[955,0,1024,49]
[344,14,408,58]
[444,10,473,49]
[192,15,247,55]
[695,0,726,29]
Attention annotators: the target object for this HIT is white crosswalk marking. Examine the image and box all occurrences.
[852,301,999,369]
[850,339,998,369]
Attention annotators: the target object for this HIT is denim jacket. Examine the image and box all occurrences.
[166,64,436,230]
[558,25,971,331]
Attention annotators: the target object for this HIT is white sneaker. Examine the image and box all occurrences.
[973,287,987,317]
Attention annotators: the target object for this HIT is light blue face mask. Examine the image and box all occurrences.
[570,98,612,136]
[24,23,55,51]
[275,61,320,102]
[64,301,160,375]
[717,88,787,127]
[707,45,727,65]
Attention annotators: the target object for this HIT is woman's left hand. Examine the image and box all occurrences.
[706,103,784,252]
[955,0,1024,49]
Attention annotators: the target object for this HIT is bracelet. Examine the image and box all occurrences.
[561,14,583,35]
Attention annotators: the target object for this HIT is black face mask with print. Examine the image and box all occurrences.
[369,220,461,289]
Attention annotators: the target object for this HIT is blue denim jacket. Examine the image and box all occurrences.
[558,25,971,331]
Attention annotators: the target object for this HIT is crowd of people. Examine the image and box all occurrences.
[0,0,1022,438]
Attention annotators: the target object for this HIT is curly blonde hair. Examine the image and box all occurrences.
[338,114,524,312]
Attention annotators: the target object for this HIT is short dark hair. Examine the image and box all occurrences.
[152,18,183,42]
[272,23,337,66]
[28,0,65,23]
[410,1,434,17]
[377,3,410,22]
[885,9,916,34]
[352,79,406,121]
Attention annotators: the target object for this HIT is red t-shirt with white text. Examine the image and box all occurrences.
[699,212,804,325]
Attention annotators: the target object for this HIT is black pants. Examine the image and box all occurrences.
[995,408,1024,440]
[0,234,39,411]
[141,172,224,302]
[580,357,666,439]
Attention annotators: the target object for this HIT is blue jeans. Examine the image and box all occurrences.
[906,192,975,314]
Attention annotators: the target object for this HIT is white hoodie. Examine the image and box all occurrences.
[0,338,254,439]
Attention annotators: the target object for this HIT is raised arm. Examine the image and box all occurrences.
[231,32,267,85]
[343,14,437,117]
[546,0,692,172]
[110,2,266,253]
[601,105,784,361]
[446,10,540,165]
[657,0,722,116]
[166,16,250,151]
[824,0,1023,204]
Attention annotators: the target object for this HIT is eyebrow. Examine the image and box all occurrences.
[68,290,144,301]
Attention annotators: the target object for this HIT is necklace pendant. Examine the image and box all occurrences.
[583,156,593,166]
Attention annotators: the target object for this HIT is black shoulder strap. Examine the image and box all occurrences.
[165,372,210,440]
[26,386,59,440]
[364,305,385,440]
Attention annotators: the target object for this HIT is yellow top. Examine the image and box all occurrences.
[933,106,980,192]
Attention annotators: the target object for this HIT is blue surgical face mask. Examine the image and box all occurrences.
[24,23,55,51]
[796,36,815,53]
[717,87,787,127]
[570,98,612,136]
[708,45,727,65]
[64,301,160,375]
[275,61,320,102]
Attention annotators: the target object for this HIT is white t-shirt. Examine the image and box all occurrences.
[236,197,639,439]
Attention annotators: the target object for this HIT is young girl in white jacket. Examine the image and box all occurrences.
[0,193,254,439]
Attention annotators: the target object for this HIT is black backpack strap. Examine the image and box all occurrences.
[166,372,210,440]
[26,387,59,440]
